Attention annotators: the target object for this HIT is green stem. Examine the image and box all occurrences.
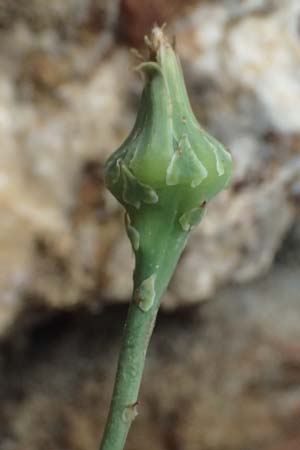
[99,200,187,450]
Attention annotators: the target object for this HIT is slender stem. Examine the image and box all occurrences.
[99,297,157,450]
[99,202,187,450]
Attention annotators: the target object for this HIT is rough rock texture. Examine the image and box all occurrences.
[1,0,300,332]
[0,1,300,449]
[1,256,300,450]
[168,0,300,306]
[0,3,130,334]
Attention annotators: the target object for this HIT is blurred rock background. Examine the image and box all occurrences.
[0,0,300,449]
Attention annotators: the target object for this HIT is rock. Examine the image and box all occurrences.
[1,2,300,450]
[168,160,299,306]
[0,0,116,37]
[165,0,300,306]
[0,0,300,333]
[0,21,133,334]
[1,260,300,450]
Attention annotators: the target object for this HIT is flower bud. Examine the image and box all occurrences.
[105,27,232,240]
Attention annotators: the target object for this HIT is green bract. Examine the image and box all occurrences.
[105,27,232,239]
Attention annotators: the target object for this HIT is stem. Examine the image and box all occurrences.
[99,200,187,450]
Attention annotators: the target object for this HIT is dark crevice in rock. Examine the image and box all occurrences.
[0,262,300,449]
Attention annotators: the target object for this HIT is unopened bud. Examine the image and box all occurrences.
[105,27,232,240]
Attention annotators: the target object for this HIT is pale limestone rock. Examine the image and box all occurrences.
[162,0,300,306]
[1,0,300,330]
[0,24,133,333]
[169,162,299,306]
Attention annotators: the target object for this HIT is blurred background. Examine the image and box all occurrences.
[0,0,300,449]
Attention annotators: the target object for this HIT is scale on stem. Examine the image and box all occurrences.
[100,26,232,450]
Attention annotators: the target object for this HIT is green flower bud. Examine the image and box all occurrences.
[105,27,232,239]
[100,29,233,450]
